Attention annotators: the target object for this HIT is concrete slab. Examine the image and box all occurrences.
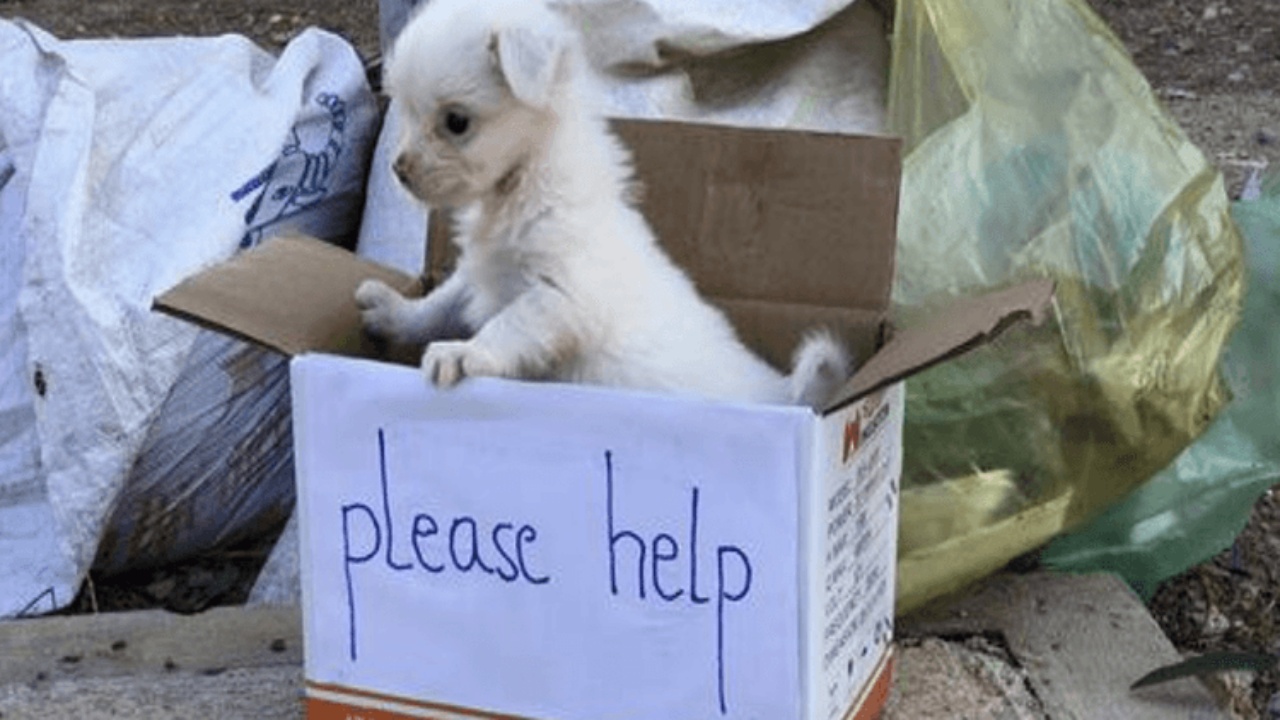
[0,573,1230,719]
[898,572,1229,720]
[0,606,302,684]
[0,606,303,719]
[1,666,303,720]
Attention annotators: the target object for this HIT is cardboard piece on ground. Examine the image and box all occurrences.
[155,119,1054,720]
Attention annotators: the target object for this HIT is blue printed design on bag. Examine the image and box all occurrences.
[232,92,349,249]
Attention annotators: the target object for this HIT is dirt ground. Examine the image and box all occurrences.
[1,0,383,60]
[2,0,1278,717]
[1091,0,1280,200]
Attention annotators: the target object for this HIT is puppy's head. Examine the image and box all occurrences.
[385,0,579,208]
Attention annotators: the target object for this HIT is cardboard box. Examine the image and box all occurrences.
[156,119,1052,720]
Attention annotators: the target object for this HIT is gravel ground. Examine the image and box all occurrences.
[2,0,383,60]
[1147,490,1280,718]
[2,0,1277,716]
[1090,0,1280,199]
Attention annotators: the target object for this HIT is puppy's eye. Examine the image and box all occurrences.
[442,109,471,137]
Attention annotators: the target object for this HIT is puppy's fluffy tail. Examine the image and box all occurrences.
[788,330,853,410]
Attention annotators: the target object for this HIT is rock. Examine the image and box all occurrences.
[146,577,177,601]
[1217,671,1262,720]
[1160,87,1199,101]
[1165,38,1198,57]
[1204,605,1231,637]
[883,637,1045,720]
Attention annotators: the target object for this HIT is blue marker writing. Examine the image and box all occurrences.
[603,450,754,715]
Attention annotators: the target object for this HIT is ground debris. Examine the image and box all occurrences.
[1148,488,1280,718]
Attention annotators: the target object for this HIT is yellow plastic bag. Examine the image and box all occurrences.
[888,0,1245,612]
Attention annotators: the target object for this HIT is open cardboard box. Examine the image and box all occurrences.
[156,119,1052,720]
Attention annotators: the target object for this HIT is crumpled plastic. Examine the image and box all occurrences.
[1042,170,1280,596]
[0,20,379,618]
[555,0,889,134]
[889,0,1245,612]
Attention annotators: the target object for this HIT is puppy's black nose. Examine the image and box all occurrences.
[392,155,411,186]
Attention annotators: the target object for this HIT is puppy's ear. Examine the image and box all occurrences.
[490,23,566,108]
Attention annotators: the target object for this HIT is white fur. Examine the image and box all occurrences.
[356,0,852,408]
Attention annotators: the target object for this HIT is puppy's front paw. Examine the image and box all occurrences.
[355,279,405,340]
[421,340,500,388]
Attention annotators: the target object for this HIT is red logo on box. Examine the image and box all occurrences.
[843,419,861,464]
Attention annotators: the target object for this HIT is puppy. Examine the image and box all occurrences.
[356,0,851,409]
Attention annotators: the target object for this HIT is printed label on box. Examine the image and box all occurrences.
[815,385,902,719]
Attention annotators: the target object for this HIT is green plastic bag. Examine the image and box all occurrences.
[1043,173,1280,596]
[889,0,1245,612]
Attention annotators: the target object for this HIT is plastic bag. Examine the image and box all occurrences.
[1042,172,1280,595]
[0,20,378,617]
[889,0,1245,612]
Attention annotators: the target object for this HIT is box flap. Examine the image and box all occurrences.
[825,279,1056,412]
[429,119,902,313]
[154,235,423,360]
[612,119,901,313]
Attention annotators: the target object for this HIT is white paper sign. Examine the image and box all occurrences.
[292,354,814,720]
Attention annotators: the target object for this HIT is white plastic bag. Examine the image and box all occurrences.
[0,20,379,617]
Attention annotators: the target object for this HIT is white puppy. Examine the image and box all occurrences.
[356,0,852,408]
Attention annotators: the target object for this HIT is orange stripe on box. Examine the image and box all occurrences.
[308,696,420,720]
[308,654,895,720]
[846,649,895,720]
[306,681,538,720]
